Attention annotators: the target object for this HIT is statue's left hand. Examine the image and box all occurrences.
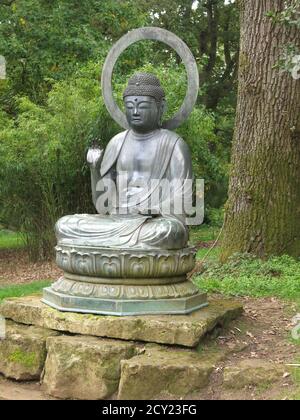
[87,147,104,169]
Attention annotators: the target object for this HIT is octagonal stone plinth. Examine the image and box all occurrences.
[42,284,208,316]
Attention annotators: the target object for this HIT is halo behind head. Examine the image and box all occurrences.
[101,27,199,130]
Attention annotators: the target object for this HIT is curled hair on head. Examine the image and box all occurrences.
[123,72,166,104]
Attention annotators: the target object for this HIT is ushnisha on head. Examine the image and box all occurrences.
[123,72,166,133]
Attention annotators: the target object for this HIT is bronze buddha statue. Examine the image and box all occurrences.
[56,73,192,250]
[42,28,207,315]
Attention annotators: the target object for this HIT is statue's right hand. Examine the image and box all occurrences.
[87,147,103,169]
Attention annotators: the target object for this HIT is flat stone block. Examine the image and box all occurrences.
[43,335,136,400]
[0,321,58,381]
[118,345,226,400]
[0,295,243,348]
[223,359,287,389]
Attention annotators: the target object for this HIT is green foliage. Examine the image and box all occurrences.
[194,253,300,303]
[275,45,300,78]
[267,0,300,77]
[0,61,115,258]
[0,230,25,249]
[206,207,224,227]
[141,0,240,110]
[0,281,51,302]
[0,0,148,109]
[267,0,300,27]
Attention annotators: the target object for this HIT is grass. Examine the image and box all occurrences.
[0,230,25,250]
[288,357,300,400]
[194,253,300,307]
[0,281,51,303]
[196,246,221,262]
[188,225,300,307]
[190,224,221,243]
[0,229,48,301]
[190,224,222,262]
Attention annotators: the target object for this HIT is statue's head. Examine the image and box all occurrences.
[123,72,166,133]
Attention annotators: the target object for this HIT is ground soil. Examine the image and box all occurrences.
[196,295,299,400]
[0,249,62,286]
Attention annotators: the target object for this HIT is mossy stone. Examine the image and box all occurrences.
[43,335,136,400]
[0,321,58,381]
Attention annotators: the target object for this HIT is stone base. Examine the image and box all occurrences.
[42,284,208,316]
[0,296,244,400]
[1,295,243,348]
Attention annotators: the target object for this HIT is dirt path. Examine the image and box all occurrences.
[0,249,62,286]
[0,377,55,400]
[199,295,299,400]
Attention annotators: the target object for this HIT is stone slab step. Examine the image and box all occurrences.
[0,295,243,348]
[118,345,227,400]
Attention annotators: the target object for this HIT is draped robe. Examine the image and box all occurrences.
[56,129,193,250]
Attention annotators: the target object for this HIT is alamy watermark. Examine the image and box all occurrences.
[0,316,6,340]
[291,55,300,80]
[94,174,204,226]
[0,55,6,80]
[291,314,300,340]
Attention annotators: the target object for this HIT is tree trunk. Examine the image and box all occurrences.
[221,0,300,260]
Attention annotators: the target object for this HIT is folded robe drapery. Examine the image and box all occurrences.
[56,129,192,250]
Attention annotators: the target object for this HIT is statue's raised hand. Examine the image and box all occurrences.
[87,146,103,169]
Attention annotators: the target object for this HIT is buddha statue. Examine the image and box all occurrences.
[42,37,207,315]
[55,73,192,250]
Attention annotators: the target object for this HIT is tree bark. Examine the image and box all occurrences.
[221,0,300,259]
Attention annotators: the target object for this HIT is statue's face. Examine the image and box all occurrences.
[124,96,161,133]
